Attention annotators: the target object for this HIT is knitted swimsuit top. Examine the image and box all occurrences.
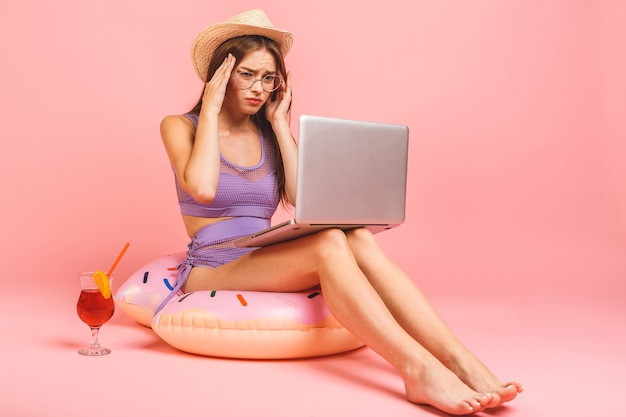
[175,113,279,219]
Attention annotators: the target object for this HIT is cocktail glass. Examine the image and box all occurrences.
[76,272,115,356]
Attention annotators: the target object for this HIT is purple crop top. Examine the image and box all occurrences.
[175,113,279,219]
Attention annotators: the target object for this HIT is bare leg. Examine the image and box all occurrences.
[344,228,523,407]
[185,229,494,414]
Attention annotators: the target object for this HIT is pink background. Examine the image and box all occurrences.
[1,1,625,416]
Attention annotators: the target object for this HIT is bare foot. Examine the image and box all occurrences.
[484,381,523,407]
[448,356,523,408]
[403,358,493,415]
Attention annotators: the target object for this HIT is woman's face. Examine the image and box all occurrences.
[225,48,279,115]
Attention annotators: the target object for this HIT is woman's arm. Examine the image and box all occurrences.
[160,54,237,204]
[160,112,220,204]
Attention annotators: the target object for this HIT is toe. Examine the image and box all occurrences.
[477,393,495,407]
[484,392,502,408]
[498,384,519,403]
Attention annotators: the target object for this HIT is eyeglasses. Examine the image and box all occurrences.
[232,71,283,92]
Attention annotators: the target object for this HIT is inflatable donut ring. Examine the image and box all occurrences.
[114,252,364,359]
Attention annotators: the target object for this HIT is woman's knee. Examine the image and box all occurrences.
[314,227,376,255]
[309,228,351,259]
[345,227,377,247]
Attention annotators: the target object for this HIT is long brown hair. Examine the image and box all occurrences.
[189,35,290,205]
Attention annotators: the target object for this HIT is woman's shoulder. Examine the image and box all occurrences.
[160,114,197,145]
[161,113,196,127]
[161,114,196,133]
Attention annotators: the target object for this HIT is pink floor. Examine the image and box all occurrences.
[2,283,624,417]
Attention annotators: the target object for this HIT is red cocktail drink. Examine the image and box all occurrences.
[77,289,115,328]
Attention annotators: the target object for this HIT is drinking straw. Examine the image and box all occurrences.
[106,242,130,277]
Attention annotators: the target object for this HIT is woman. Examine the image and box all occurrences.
[160,9,522,416]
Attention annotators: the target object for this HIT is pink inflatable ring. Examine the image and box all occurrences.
[114,252,364,359]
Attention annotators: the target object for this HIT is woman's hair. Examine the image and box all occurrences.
[189,35,290,205]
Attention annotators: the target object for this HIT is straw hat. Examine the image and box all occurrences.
[191,9,294,82]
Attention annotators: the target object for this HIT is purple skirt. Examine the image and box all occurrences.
[154,217,269,314]
[186,216,269,267]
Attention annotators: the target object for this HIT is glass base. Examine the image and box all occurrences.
[78,346,111,356]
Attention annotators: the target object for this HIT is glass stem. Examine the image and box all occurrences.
[90,327,101,348]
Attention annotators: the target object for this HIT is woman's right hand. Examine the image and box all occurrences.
[201,53,236,115]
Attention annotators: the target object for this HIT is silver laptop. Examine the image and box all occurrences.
[234,114,409,248]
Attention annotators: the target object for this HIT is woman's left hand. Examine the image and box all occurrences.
[265,72,292,124]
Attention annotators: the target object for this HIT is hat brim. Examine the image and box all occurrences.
[191,23,293,82]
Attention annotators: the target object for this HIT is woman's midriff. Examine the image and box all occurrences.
[182,215,234,238]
